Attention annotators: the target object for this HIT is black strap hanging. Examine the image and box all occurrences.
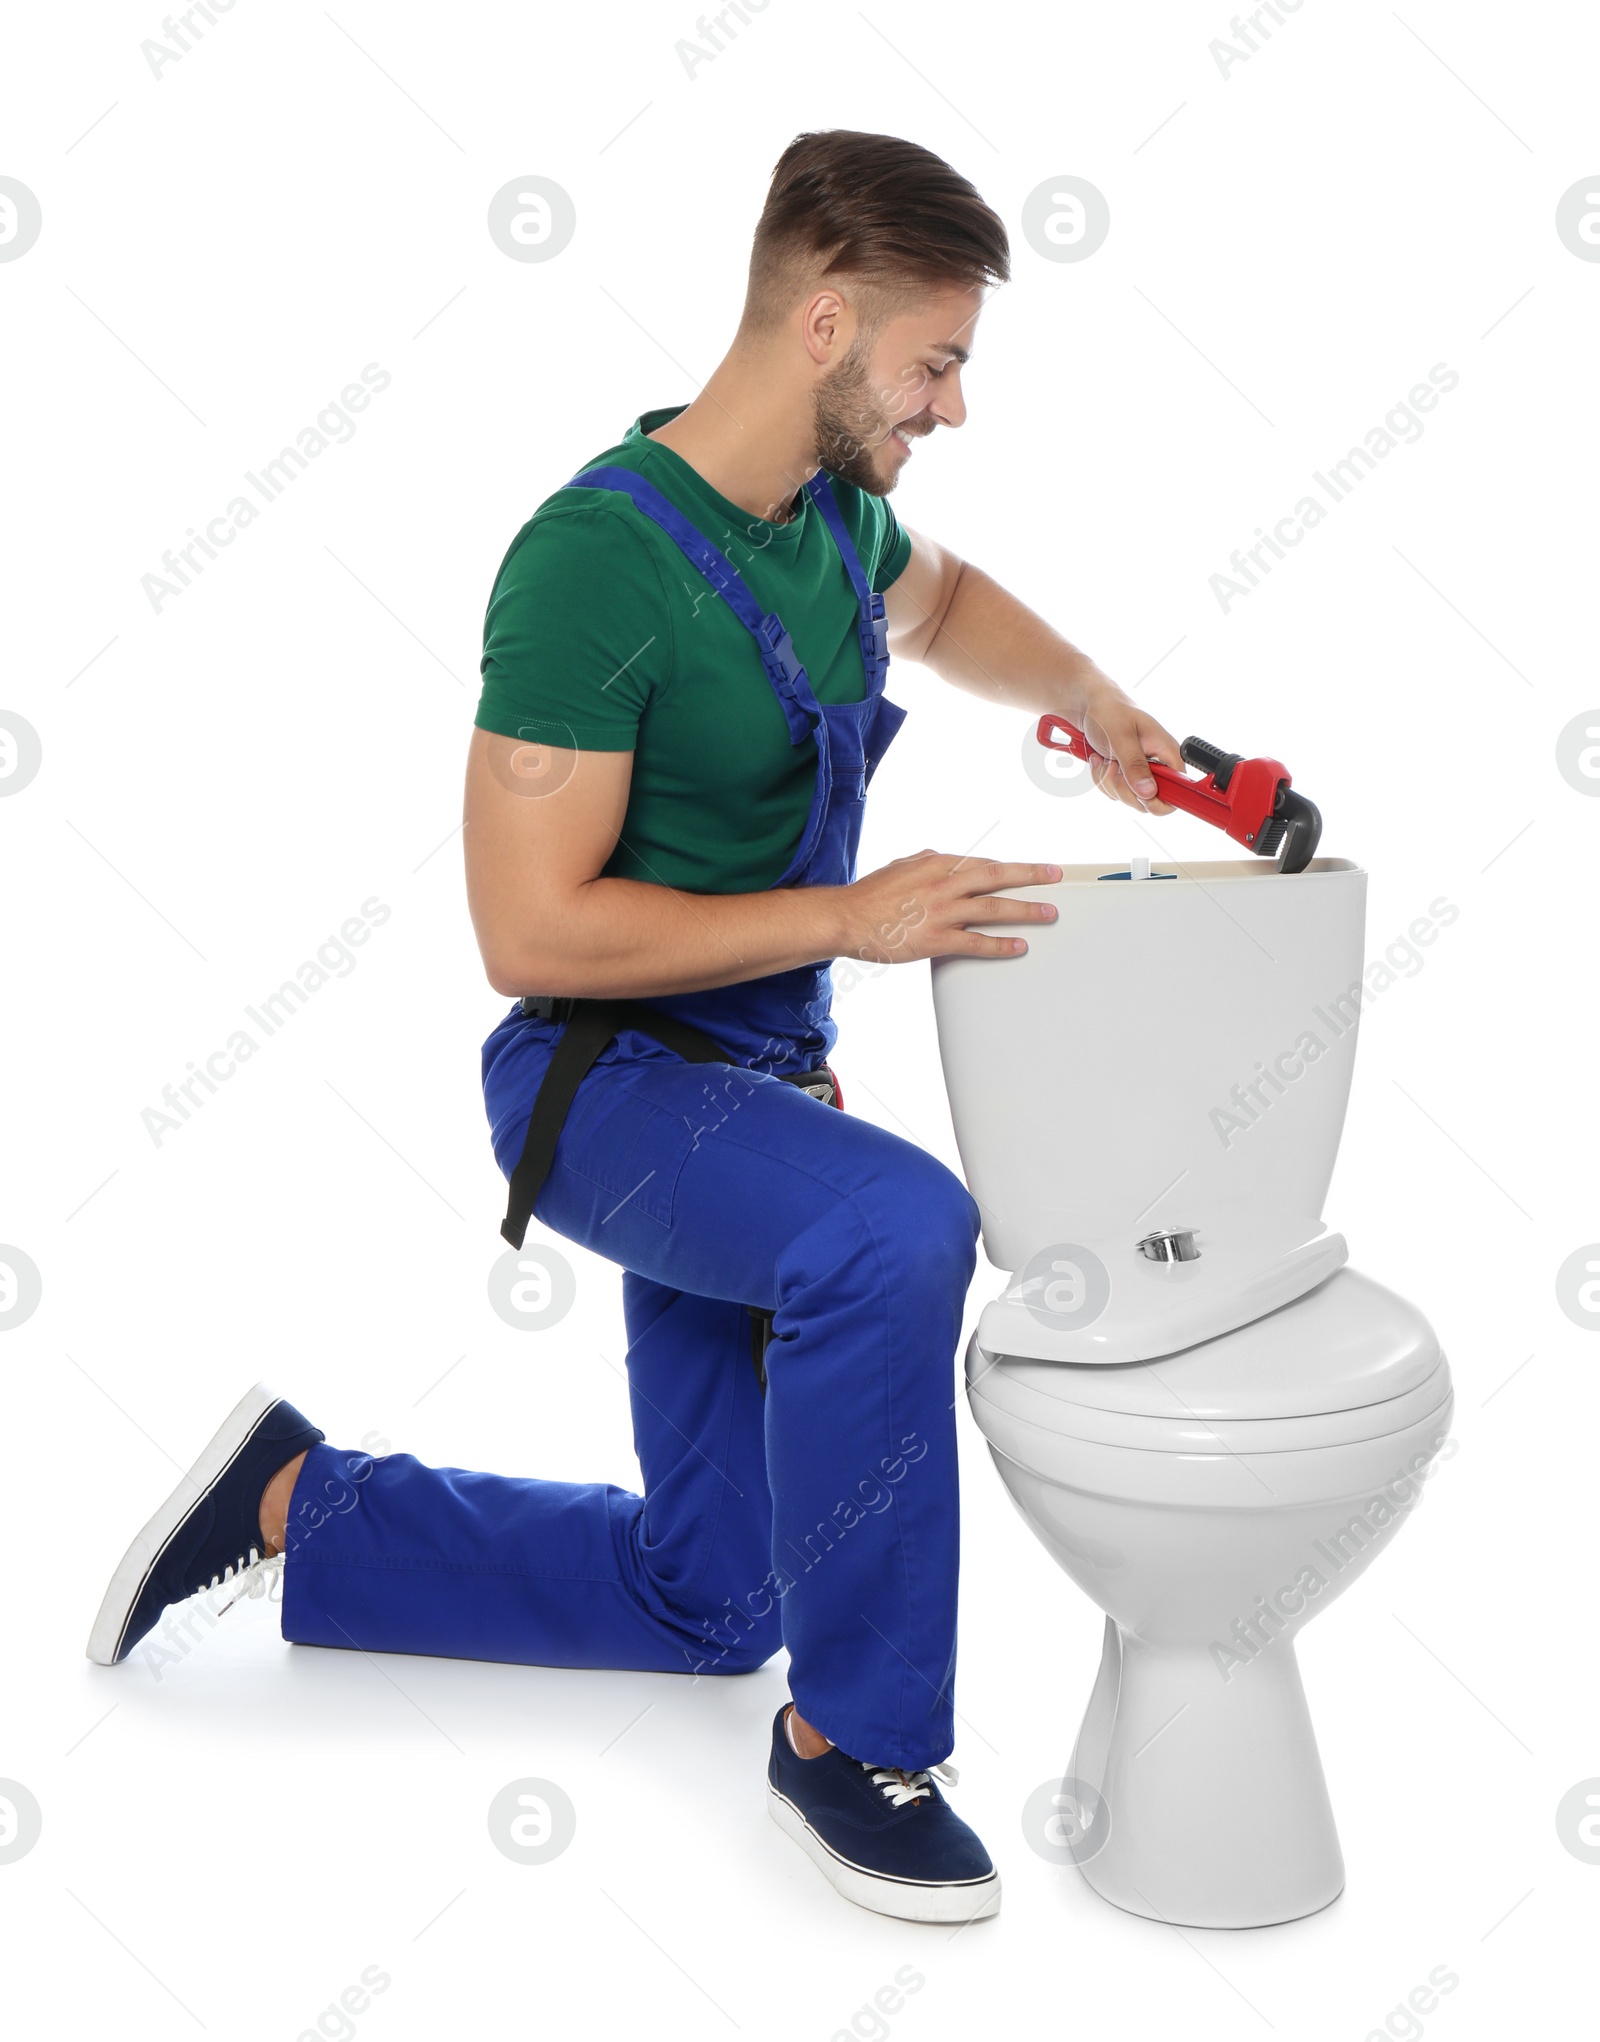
[747,1306,776,1393]
[502,995,840,1395]
[500,998,734,1250]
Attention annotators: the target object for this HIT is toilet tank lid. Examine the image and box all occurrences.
[990,1268,1443,1422]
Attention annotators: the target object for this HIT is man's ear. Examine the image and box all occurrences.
[800,288,850,367]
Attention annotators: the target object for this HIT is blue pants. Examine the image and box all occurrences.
[281,1014,980,1768]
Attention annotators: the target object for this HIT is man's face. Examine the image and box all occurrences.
[811,283,985,496]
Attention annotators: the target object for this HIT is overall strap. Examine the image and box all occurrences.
[802,473,890,693]
[570,465,816,746]
[802,473,873,601]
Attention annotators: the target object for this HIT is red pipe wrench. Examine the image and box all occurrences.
[1035,715,1323,874]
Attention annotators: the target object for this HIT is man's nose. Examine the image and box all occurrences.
[931,369,967,430]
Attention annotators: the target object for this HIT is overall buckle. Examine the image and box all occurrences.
[757,614,803,683]
[862,592,889,679]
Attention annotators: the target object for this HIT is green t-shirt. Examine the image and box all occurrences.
[475,405,912,894]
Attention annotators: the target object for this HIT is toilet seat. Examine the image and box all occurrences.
[972,1355,1450,1456]
[967,1257,1453,1502]
[969,1269,1450,1460]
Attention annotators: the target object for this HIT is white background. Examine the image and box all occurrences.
[2,0,1596,2035]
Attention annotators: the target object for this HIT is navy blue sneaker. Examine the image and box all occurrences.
[86,1383,324,1666]
[767,1705,1000,1922]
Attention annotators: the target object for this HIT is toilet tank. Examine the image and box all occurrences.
[931,859,1368,1300]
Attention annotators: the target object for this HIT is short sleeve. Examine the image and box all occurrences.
[873,499,912,592]
[475,504,673,751]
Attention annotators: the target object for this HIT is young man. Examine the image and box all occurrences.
[87,131,1181,1924]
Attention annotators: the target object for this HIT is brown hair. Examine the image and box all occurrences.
[741,130,1010,336]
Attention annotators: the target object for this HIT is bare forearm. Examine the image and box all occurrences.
[894,545,1184,805]
[484,872,851,1000]
[921,560,1111,718]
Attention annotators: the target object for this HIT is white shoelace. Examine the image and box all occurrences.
[203,1548,284,1615]
[862,1760,959,1808]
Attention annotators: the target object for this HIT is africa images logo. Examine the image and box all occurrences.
[140,897,391,1145]
[1208,365,1460,613]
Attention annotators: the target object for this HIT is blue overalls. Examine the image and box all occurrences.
[281,465,981,1770]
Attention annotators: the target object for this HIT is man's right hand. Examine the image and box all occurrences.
[839,852,1061,966]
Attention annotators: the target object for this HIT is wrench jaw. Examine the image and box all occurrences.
[1267,788,1323,874]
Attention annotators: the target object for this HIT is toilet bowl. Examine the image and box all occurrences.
[931,857,1453,1927]
[968,1266,1452,1928]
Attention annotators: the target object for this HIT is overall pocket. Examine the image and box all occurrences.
[560,1058,728,1229]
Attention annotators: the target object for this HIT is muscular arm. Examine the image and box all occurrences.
[463,733,847,998]
[884,528,1184,807]
[463,729,1058,998]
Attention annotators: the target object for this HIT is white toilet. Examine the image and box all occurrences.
[931,857,1453,1930]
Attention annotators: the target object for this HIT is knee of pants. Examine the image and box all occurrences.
[862,1150,981,1297]
[683,1597,785,1677]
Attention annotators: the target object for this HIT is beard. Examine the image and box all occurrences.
[811,337,909,496]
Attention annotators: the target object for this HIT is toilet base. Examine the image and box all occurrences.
[1066,1615,1345,1929]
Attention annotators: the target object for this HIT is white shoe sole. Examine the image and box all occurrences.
[768,1785,1001,1924]
[85,1381,284,1666]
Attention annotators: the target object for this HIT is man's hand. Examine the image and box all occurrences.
[840,853,1062,966]
[1074,676,1186,815]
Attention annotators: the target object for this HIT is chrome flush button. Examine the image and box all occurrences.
[1137,1228,1200,1264]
